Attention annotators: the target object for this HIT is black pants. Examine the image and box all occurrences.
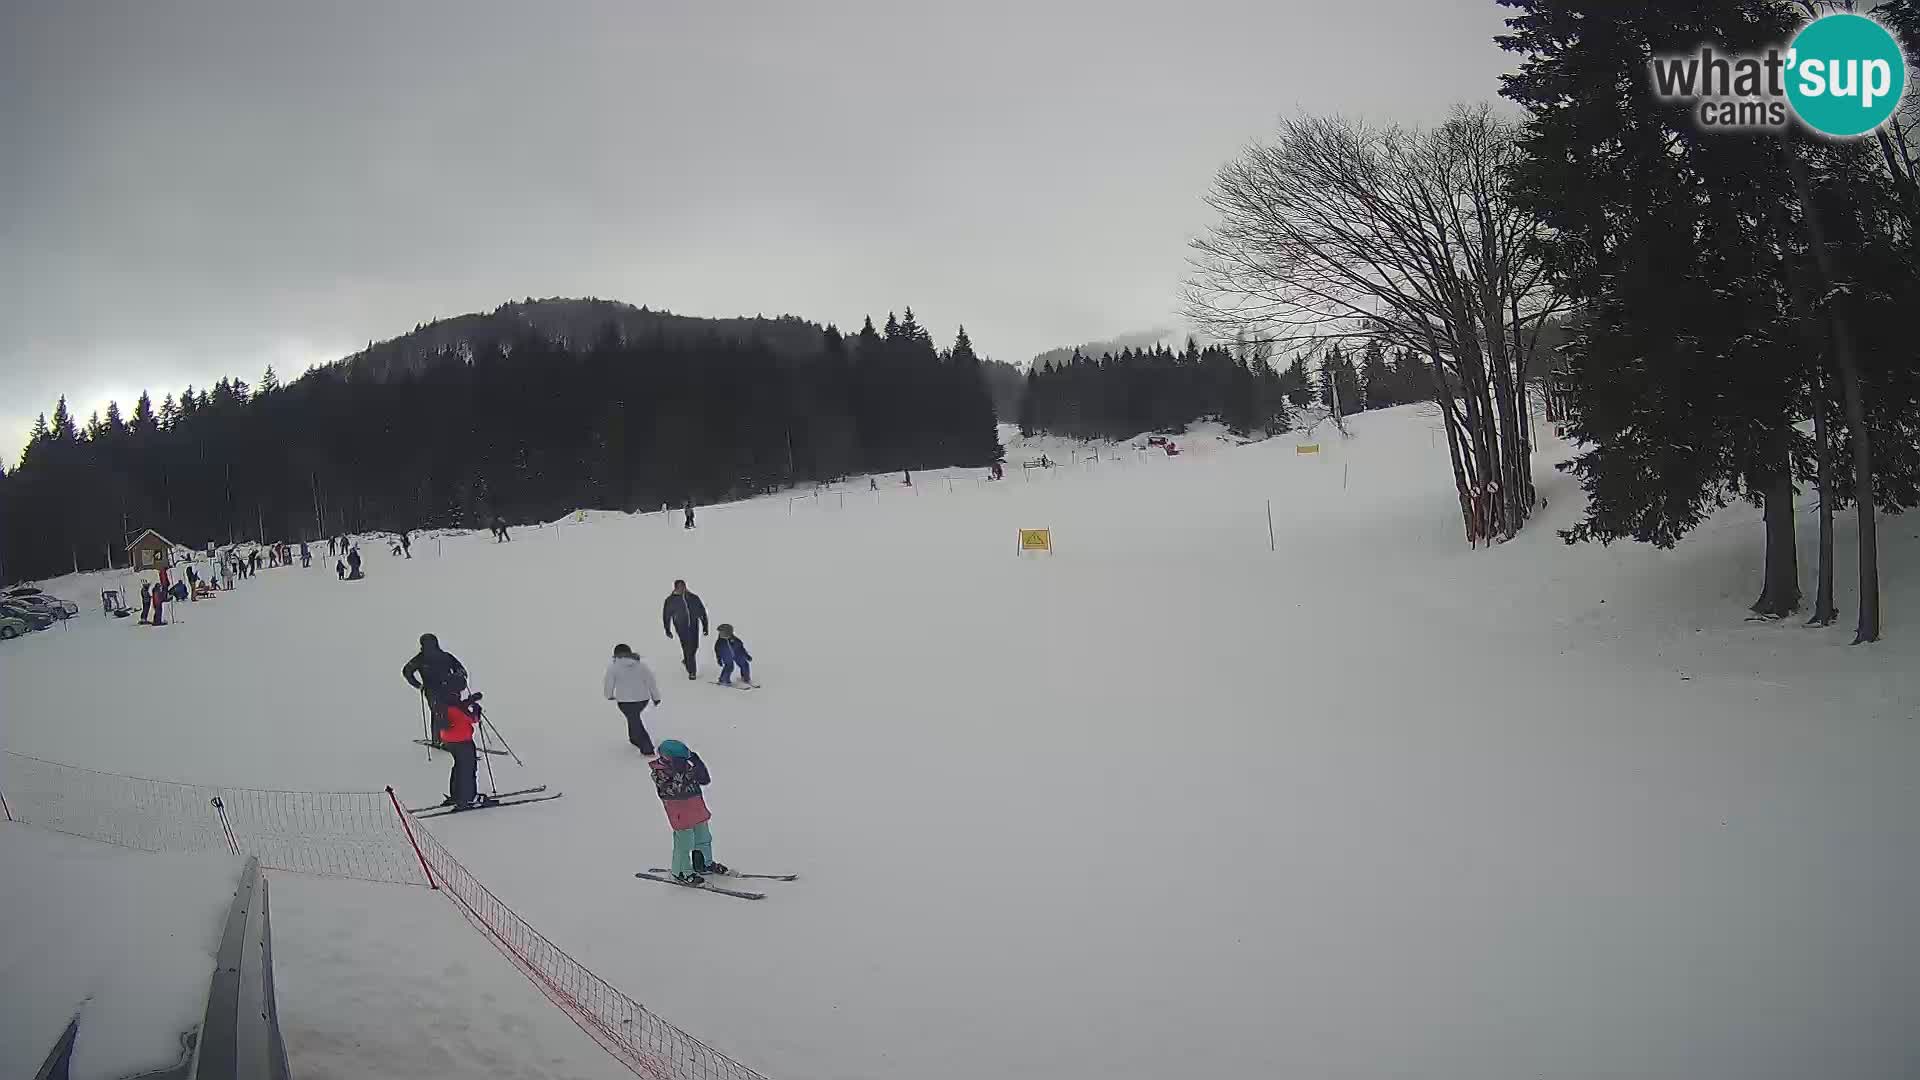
[616,700,654,752]
[448,740,478,805]
[677,631,699,677]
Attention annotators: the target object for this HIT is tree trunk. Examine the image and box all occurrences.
[1751,449,1800,618]
[1809,378,1838,626]
[1763,180,1836,628]
[1788,149,1880,643]
[1422,337,1476,545]
[1833,331,1880,642]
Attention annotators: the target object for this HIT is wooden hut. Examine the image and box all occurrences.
[126,529,176,571]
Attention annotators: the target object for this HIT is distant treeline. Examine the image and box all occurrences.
[1016,339,1433,441]
[0,308,999,583]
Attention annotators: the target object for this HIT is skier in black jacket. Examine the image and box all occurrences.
[661,580,709,679]
[403,633,470,743]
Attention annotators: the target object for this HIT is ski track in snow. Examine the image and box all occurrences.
[4,404,1918,1080]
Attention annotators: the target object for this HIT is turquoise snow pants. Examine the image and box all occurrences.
[671,822,714,876]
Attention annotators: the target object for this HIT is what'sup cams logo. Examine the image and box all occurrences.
[1650,12,1907,137]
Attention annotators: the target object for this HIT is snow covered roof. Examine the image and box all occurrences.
[125,528,177,551]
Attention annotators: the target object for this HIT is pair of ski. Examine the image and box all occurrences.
[412,738,511,755]
[714,681,760,692]
[408,785,562,818]
[635,868,797,901]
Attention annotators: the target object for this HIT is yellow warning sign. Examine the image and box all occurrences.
[1296,443,1320,455]
[1018,528,1053,554]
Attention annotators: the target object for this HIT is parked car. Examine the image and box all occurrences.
[0,601,53,631]
[9,593,75,620]
[0,611,27,639]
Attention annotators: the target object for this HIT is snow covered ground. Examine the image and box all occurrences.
[270,875,633,1080]
[0,825,236,1079]
[4,403,1917,1079]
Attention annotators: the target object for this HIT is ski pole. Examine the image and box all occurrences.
[478,717,500,796]
[478,707,524,767]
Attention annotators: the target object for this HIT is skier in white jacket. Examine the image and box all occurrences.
[604,644,663,754]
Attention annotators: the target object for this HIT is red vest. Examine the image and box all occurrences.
[440,704,474,744]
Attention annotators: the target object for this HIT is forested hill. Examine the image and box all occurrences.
[1,304,1002,584]
[342,297,829,383]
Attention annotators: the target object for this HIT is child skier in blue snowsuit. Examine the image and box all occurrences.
[714,624,753,686]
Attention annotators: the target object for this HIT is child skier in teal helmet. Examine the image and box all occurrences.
[650,739,729,882]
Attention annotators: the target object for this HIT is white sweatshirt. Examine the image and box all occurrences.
[603,656,661,703]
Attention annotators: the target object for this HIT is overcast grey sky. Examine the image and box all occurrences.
[1,0,1515,461]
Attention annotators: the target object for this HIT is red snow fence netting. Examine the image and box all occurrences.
[0,750,430,885]
[404,817,771,1080]
[0,751,773,1080]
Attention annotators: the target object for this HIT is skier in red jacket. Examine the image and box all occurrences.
[151,565,171,626]
[435,694,493,810]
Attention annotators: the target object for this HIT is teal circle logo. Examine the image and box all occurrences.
[1786,14,1906,137]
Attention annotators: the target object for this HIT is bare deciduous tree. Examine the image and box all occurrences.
[1184,104,1565,544]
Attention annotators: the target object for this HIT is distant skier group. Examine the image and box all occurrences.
[406,575,758,886]
[138,536,317,626]
[323,534,367,579]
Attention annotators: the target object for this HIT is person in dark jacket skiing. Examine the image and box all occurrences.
[403,632,469,746]
[651,739,727,882]
[683,499,696,529]
[714,624,753,687]
[661,580,709,679]
[139,581,153,624]
[300,541,311,568]
[346,546,363,580]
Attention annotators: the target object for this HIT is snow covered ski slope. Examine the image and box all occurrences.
[3,404,1916,1080]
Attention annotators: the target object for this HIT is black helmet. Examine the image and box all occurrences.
[419,633,439,649]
